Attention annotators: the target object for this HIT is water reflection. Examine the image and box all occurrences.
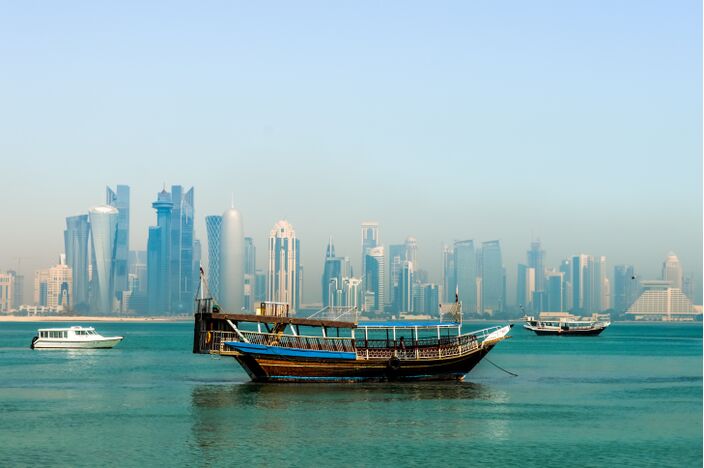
[191,380,498,408]
[189,381,511,461]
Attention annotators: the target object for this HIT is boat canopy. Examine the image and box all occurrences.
[359,321,461,329]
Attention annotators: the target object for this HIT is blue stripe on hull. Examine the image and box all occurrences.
[224,341,356,360]
[264,373,466,382]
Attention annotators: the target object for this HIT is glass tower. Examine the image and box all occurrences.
[322,237,344,308]
[170,186,195,313]
[453,240,476,314]
[89,205,119,314]
[106,185,130,300]
[205,215,223,301]
[64,214,90,309]
[363,246,385,313]
[527,240,545,292]
[481,240,504,314]
[148,189,173,314]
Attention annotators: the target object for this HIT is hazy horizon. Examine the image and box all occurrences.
[1,1,701,304]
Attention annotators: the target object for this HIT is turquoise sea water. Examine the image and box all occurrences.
[0,321,701,467]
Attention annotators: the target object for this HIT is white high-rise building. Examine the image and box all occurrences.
[662,252,683,290]
[48,258,72,310]
[363,245,385,313]
[220,206,244,313]
[33,257,73,311]
[267,220,300,313]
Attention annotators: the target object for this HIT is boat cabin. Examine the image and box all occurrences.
[37,327,98,339]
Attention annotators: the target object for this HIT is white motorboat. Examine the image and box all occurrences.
[31,326,123,349]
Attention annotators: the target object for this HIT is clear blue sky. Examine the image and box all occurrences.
[1,1,701,302]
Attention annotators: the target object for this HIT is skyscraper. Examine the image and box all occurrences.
[480,240,504,314]
[516,264,536,310]
[361,221,379,282]
[6,270,23,310]
[89,205,119,314]
[590,256,607,312]
[267,220,300,313]
[571,254,590,313]
[404,237,418,269]
[388,243,406,313]
[613,265,638,313]
[527,240,545,292]
[244,237,256,312]
[205,215,223,300]
[399,260,414,313]
[322,237,344,308]
[49,255,72,310]
[64,214,90,310]
[441,244,456,304]
[546,271,564,312]
[363,246,385,314]
[220,206,245,313]
[193,239,201,299]
[662,252,683,290]
[454,240,476,314]
[106,185,130,300]
[147,189,173,314]
[0,272,15,313]
[170,186,195,313]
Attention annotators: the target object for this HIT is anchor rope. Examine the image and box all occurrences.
[484,357,518,377]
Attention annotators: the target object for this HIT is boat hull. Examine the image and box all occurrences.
[229,344,496,383]
[524,325,607,336]
[31,337,123,349]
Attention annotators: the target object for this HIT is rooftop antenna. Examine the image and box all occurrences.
[231,193,235,209]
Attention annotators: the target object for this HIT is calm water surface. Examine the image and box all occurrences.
[0,321,701,467]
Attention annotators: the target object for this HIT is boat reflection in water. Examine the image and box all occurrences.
[189,381,510,463]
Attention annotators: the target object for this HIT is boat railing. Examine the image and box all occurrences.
[471,325,506,342]
[202,325,506,359]
[355,333,479,360]
[204,330,356,354]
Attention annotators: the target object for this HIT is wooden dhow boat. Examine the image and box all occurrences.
[193,276,512,383]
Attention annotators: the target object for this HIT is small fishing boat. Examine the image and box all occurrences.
[193,274,512,383]
[31,326,123,349]
[523,317,610,336]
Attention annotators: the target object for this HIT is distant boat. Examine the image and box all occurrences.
[31,326,123,349]
[523,317,610,336]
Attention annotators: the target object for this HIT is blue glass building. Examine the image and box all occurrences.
[170,186,195,313]
[64,214,90,310]
[453,240,477,314]
[321,238,344,308]
[148,190,173,314]
[106,185,130,300]
[480,240,505,314]
[205,215,222,301]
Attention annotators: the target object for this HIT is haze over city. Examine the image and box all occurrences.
[1,1,701,305]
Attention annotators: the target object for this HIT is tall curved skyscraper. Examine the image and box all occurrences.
[89,205,119,314]
[220,206,244,312]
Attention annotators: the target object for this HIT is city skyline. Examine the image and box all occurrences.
[1,181,700,315]
[0,183,702,309]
